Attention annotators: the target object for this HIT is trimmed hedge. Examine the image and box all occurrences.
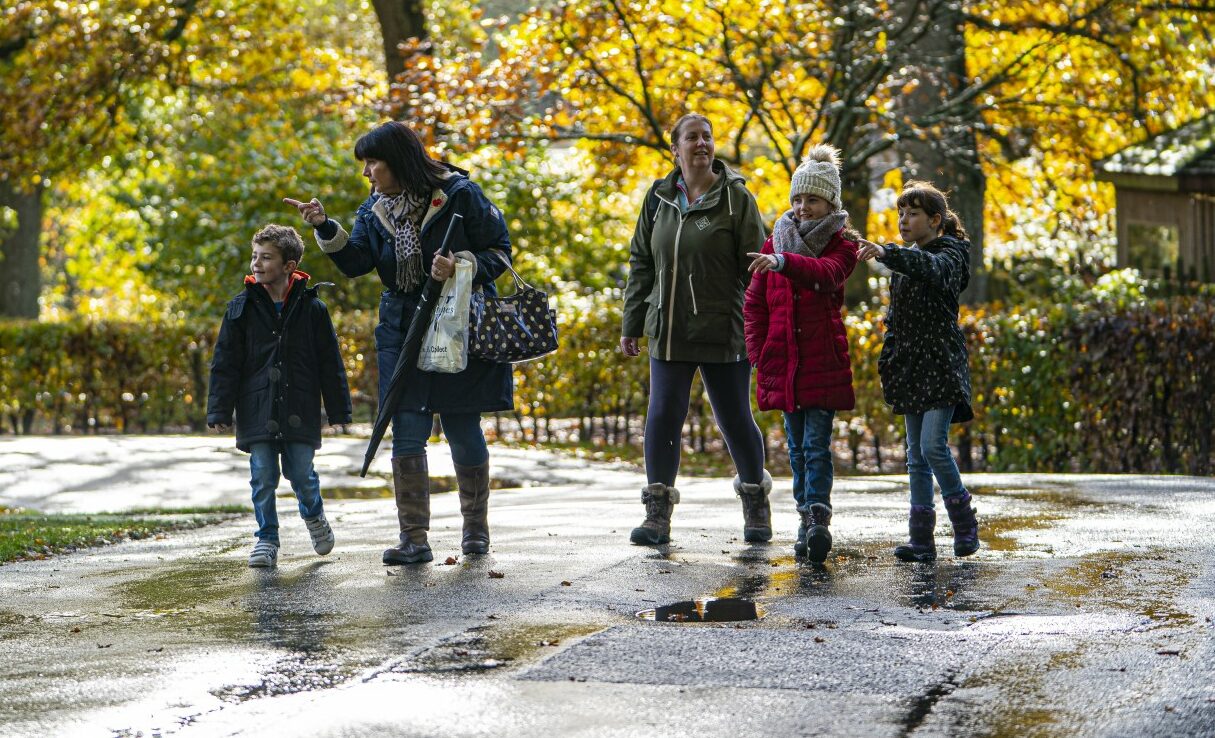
[2,297,1211,474]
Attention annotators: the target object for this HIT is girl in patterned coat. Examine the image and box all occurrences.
[744,144,859,563]
[857,181,979,562]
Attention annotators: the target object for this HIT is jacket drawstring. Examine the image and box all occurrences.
[688,274,698,315]
[727,184,734,216]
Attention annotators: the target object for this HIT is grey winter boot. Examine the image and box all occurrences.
[893,505,937,562]
[794,519,808,556]
[943,490,980,557]
[383,454,434,565]
[454,460,491,555]
[629,483,679,545]
[802,503,833,563]
[734,471,773,543]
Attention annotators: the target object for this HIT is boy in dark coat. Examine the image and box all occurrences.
[207,224,352,568]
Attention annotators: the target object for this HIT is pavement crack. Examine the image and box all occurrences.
[899,669,959,736]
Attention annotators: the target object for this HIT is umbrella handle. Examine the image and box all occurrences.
[438,212,463,256]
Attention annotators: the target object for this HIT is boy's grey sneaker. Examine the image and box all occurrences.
[305,514,335,555]
[248,540,279,568]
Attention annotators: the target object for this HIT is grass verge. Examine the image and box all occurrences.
[0,505,247,564]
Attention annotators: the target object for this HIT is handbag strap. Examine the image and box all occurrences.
[487,248,533,294]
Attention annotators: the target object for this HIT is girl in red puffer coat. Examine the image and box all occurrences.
[744,143,859,563]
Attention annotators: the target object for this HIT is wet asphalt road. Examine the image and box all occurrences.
[1,437,1214,737]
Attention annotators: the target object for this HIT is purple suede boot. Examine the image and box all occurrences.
[943,490,980,557]
[893,505,937,562]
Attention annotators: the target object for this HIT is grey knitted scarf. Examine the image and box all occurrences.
[772,209,848,258]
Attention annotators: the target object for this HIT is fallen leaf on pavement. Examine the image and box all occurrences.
[488,570,505,579]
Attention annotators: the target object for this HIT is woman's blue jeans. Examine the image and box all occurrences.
[391,409,488,465]
[784,408,835,511]
[249,442,324,545]
[903,407,966,508]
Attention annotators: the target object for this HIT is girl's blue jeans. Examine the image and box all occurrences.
[391,409,488,466]
[903,407,967,508]
[249,442,324,545]
[784,408,835,511]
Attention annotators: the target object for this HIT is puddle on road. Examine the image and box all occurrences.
[119,558,250,612]
[970,485,1111,511]
[0,611,36,640]
[404,622,603,674]
[1034,549,1197,628]
[211,651,380,704]
[981,513,1064,553]
[637,598,765,622]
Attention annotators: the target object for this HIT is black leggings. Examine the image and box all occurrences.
[644,357,765,486]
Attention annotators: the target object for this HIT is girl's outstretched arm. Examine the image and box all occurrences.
[778,240,858,292]
[878,240,970,296]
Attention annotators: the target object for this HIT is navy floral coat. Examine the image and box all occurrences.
[875,235,974,423]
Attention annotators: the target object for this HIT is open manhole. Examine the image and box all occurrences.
[636,598,764,623]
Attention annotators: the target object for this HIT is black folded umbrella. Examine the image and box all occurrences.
[360,213,463,477]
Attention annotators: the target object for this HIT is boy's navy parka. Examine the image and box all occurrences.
[313,167,513,414]
[207,271,353,452]
[875,235,974,423]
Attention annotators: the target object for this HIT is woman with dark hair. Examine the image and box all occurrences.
[285,121,512,565]
[619,112,771,547]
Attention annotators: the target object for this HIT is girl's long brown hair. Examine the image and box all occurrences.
[896,180,968,240]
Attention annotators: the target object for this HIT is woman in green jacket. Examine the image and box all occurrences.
[620,113,771,546]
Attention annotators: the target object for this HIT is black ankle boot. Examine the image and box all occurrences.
[804,503,833,563]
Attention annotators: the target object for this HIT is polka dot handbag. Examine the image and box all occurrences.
[469,251,558,363]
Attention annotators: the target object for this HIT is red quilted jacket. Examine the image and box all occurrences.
[744,230,858,413]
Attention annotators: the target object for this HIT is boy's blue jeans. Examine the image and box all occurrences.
[391,410,488,466]
[904,407,966,508]
[784,408,835,511]
[249,442,324,545]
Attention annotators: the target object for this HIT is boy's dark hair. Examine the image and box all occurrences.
[252,224,305,264]
[354,121,449,198]
[897,180,968,240]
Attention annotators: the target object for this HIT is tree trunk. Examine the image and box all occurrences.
[371,0,426,82]
[0,181,44,318]
[892,0,986,304]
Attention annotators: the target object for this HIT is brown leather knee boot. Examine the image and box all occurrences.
[454,460,491,555]
[383,454,434,565]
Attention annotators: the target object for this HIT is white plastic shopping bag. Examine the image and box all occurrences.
[418,256,474,373]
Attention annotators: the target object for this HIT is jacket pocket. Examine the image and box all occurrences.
[829,313,849,367]
[239,376,269,397]
[685,298,732,343]
[643,290,662,338]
